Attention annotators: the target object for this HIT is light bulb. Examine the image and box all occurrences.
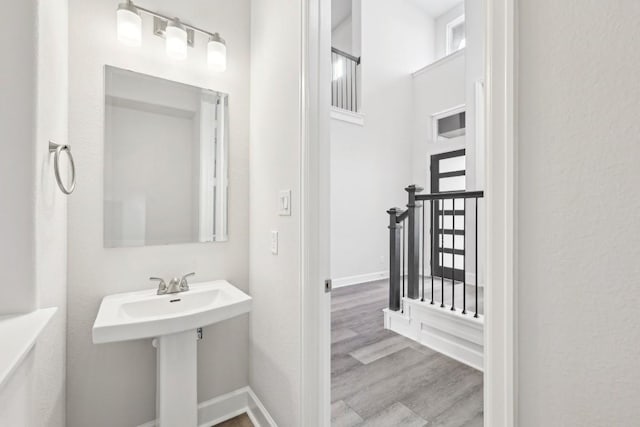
[166,19,188,60]
[116,1,142,47]
[333,58,344,81]
[207,34,227,72]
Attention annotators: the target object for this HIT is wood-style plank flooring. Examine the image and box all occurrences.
[331,280,483,427]
[213,413,253,427]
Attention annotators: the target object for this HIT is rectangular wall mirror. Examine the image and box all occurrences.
[104,66,229,247]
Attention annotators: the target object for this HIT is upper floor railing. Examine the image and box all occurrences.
[388,185,484,317]
[331,47,360,113]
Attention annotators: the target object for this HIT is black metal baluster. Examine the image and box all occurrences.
[451,197,456,311]
[440,200,445,308]
[463,198,467,315]
[421,201,425,301]
[402,219,405,301]
[475,197,479,318]
[430,200,434,304]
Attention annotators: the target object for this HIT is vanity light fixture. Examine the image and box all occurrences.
[115,1,227,70]
[207,34,227,72]
[116,0,142,46]
[165,19,188,60]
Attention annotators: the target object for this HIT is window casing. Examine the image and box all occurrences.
[446,15,466,55]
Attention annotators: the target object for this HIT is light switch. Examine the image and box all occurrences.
[278,190,291,216]
[271,230,278,255]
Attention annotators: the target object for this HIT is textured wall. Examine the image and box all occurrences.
[67,1,251,425]
[0,0,68,426]
[518,1,640,425]
[249,0,303,424]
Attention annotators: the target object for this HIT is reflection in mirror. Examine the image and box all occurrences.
[104,66,229,247]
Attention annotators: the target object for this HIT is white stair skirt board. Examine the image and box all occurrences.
[332,271,389,288]
[137,386,277,427]
[383,298,484,371]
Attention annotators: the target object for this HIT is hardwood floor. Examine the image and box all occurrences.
[331,280,483,427]
[212,413,253,427]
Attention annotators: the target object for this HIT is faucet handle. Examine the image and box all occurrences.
[179,272,196,291]
[150,277,167,295]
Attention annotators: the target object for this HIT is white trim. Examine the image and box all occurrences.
[300,0,332,424]
[332,271,388,288]
[301,0,517,425]
[412,48,465,78]
[0,307,57,391]
[445,14,466,56]
[137,386,277,427]
[484,0,517,426]
[330,107,364,125]
[431,104,466,143]
[384,298,484,371]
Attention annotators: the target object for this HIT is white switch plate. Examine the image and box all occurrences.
[271,231,278,254]
[278,190,291,216]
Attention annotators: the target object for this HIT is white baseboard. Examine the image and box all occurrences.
[332,271,389,288]
[384,298,484,371]
[137,386,277,427]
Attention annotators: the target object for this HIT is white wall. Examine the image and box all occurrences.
[332,15,353,53]
[66,0,251,425]
[249,0,302,424]
[517,1,640,425]
[411,53,466,191]
[330,0,435,281]
[0,0,69,425]
[0,0,37,315]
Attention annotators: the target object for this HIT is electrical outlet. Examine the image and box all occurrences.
[271,231,278,254]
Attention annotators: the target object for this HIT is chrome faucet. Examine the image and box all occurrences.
[150,272,196,295]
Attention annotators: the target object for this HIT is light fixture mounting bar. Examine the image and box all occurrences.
[153,17,195,47]
[132,3,217,38]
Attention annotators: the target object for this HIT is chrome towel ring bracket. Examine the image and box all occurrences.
[48,141,76,195]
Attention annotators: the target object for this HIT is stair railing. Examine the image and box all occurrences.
[388,185,484,317]
[331,47,360,112]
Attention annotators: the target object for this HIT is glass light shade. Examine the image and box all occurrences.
[165,21,188,60]
[207,37,227,72]
[116,3,142,47]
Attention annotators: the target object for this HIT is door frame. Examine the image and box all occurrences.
[300,0,518,425]
[430,149,467,281]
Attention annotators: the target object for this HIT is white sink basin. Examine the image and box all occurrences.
[92,280,251,426]
[93,280,251,344]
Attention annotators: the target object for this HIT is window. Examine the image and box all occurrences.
[432,105,466,142]
[446,15,466,55]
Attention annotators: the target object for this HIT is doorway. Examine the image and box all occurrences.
[299,0,517,425]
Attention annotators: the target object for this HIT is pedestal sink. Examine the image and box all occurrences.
[92,280,251,427]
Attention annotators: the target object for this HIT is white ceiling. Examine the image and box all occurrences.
[331,0,463,30]
[409,0,464,18]
[331,0,352,29]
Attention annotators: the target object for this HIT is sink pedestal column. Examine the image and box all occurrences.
[155,330,198,426]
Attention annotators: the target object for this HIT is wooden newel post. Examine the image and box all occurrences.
[387,208,402,311]
[406,185,423,299]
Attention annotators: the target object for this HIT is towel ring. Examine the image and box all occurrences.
[49,141,76,195]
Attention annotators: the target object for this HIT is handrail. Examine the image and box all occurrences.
[387,185,485,316]
[331,47,361,64]
[416,190,484,201]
